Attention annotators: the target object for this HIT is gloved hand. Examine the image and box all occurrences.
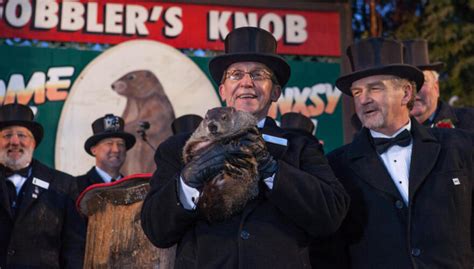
[181,143,244,189]
[237,129,278,179]
[256,147,278,179]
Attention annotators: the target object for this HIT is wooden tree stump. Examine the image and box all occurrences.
[77,174,176,269]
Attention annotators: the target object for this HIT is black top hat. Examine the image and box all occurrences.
[336,38,424,96]
[84,114,136,156]
[171,114,203,135]
[0,104,43,147]
[280,112,315,135]
[209,27,291,87]
[403,39,444,71]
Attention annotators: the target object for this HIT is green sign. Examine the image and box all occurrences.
[0,45,99,167]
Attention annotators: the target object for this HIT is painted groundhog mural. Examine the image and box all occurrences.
[112,70,175,175]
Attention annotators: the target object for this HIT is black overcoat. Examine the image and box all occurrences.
[141,118,349,269]
[0,160,86,269]
[76,167,104,194]
[431,101,474,132]
[325,119,474,269]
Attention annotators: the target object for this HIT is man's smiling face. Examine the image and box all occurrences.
[218,62,281,121]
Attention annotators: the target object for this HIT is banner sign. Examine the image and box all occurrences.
[0,41,342,176]
[0,0,341,56]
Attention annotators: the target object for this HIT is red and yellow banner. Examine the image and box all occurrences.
[0,0,341,56]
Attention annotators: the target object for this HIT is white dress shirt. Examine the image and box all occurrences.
[6,163,32,195]
[179,118,276,210]
[95,166,122,183]
[8,174,28,195]
[370,121,412,205]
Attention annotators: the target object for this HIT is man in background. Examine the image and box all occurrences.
[0,103,85,268]
[319,37,474,268]
[77,114,136,193]
[405,39,474,131]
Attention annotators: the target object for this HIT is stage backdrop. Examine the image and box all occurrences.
[0,1,345,175]
[0,43,342,175]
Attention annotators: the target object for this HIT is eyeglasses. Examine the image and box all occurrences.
[1,131,33,142]
[225,69,274,82]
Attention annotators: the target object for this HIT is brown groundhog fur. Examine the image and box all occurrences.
[183,107,266,222]
[112,70,175,175]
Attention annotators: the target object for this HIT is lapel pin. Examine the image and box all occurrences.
[32,186,40,199]
[452,178,461,185]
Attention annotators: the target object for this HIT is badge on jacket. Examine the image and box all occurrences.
[452,178,461,185]
[262,134,288,146]
[32,177,50,190]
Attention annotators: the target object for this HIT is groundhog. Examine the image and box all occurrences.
[112,70,175,175]
[183,107,265,222]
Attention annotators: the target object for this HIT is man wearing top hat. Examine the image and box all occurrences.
[316,38,474,268]
[404,39,474,131]
[141,27,349,268]
[0,103,85,268]
[77,114,136,193]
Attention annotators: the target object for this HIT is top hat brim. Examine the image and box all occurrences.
[284,127,314,136]
[209,53,291,87]
[0,121,44,147]
[336,64,424,96]
[84,132,136,156]
[417,61,444,72]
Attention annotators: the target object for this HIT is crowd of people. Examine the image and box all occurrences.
[1,26,473,268]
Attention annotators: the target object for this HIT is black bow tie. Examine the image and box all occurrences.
[4,166,31,178]
[373,129,412,154]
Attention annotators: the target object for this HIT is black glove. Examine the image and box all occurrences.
[237,129,278,179]
[181,143,244,189]
[256,148,278,179]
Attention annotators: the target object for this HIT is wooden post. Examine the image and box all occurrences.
[77,175,176,269]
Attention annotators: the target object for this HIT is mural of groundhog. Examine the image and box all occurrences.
[183,107,265,222]
[112,70,175,175]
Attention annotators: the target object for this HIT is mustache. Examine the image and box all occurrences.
[361,104,379,113]
[0,145,33,170]
[7,147,25,152]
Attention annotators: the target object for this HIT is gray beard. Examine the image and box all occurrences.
[0,147,33,170]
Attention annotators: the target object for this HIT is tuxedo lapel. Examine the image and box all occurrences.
[408,120,440,201]
[433,101,459,125]
[88,167,105,185]
[347,128,404,200]
[15,162,51,220]
[0,176,14,218]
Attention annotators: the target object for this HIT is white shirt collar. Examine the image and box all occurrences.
[6,165,31,194]
[370,120,412,139]
[94,166,121,183]
[7,174,28,195]
[257,118,266,129]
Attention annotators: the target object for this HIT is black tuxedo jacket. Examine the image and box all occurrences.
[76,167,104,194]
[431,101,474,132]
[0,160,86,269]
[141,117,349,269]
[323,119,474,269]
